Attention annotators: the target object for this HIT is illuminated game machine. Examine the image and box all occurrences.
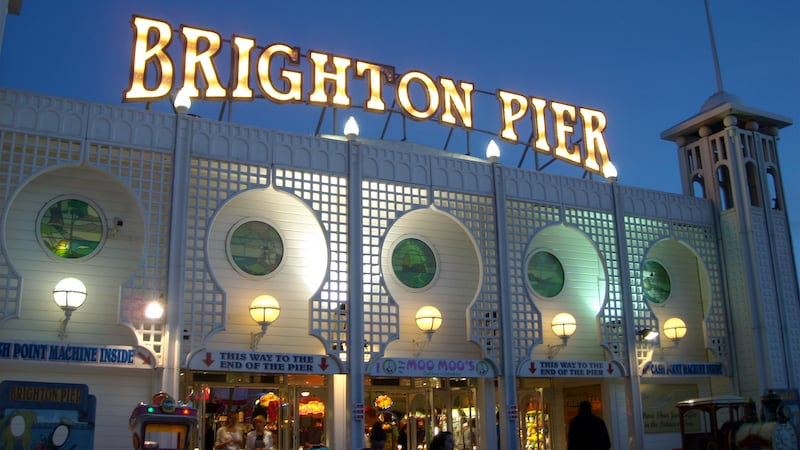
[129,392,197,450]
[0,380,97,449]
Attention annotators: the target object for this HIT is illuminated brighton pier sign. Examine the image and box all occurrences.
[123,16,616,176]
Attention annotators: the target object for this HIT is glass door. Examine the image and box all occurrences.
[431,380,476,450]
[188,374,329,450]
[366,377,478,450]
[520,389,550,450]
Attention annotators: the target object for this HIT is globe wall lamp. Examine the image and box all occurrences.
[53,277,87,339]
[249,294,281,351]
[663,317,687,343]
[548,312,577,359]
[415,306,443,342]
[413,306,442,357]
[551,312,577,344]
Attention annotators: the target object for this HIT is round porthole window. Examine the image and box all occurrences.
[38,198,104,259]
[526,250,565,298]
[643,260,671,304]
[391,237,437,289]
[227,220,284,277]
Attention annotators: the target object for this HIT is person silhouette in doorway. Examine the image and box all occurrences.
[366,409,387,450]
[567,401,611,450]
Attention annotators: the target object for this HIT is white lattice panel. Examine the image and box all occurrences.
[183,157,268,349]
[360,181,425,359]
[505,200,556,361]
[275,169,350,362]
[89,144,172,355]
[433,189,501,363]
[0,132,81,322]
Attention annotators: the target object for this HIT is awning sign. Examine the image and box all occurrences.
[187,350,340,374]
[641,361,724,377]
[368,358,496,378]
[519,359,622,378]
[0,340,153,368]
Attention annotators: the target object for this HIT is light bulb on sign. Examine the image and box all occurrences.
[486,139,501,163]
[344,116,359,139]
[173,87,192,114]
[603,162,618,183]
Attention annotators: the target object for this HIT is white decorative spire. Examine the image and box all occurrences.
[700,0,742,111]
[704,0,724,95]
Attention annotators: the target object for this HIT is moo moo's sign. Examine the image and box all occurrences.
[124,15,615,176]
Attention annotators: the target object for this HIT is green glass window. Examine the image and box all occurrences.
[228,220,284,276]
[643,260,671,304]
[526,251,565,298]
[39,198,104,259]
[391,238,436,289]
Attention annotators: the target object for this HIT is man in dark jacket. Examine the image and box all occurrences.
[567,401,611,450]
[368,411,387,450]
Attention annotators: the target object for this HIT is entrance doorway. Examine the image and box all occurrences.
[519,388,551,450]
[186,373,329,450]
[366,377,479,450]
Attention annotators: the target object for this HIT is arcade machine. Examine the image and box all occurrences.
[0,380,97,450]
[129,392,197,450]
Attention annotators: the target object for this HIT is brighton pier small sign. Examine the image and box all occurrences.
[123,15,615,177]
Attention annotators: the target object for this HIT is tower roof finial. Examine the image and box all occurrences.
[704,0,725,95]
[700,0,741,111]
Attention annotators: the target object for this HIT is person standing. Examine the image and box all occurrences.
[429,431,455,450]
[244,415,274,450]
[204,420,215,450]
[368,411,387,450]
[215,414,243,450]
[460,419,476,450]
[567,401,611,450]
[397,421,408,450]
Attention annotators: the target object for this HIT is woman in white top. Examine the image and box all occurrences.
[245,415,274,450]
[215,414,243,450]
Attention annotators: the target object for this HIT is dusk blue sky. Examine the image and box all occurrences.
[2,1,799,257]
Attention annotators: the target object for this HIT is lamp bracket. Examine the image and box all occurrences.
[58,317,70,340]
[250,323,268,351]
[547,342,566,360]
[250,331,264,352]
[57,309,74,340]
[412,337,429,358]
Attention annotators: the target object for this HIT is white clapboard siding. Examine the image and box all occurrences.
[2,166,147,345]
[383,207,483,359]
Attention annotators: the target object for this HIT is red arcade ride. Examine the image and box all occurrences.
[129,392,198,450]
